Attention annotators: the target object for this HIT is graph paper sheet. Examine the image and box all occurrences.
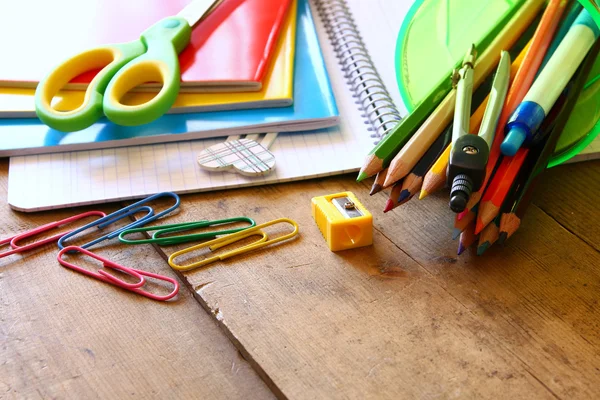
[7,122,371,211]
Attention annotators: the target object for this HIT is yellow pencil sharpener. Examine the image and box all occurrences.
[311,191,373,251]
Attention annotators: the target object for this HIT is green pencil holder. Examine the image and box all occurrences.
[395,0,600,167]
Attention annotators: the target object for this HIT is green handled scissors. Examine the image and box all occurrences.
[34,0,223,132]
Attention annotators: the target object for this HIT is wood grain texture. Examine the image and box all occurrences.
[151,161,600,400]
[0,159,273,400]
[531,160,600,251]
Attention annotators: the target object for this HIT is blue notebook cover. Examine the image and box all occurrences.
[0,0,338,156]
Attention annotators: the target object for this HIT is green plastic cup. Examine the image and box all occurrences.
[395,0,600,166]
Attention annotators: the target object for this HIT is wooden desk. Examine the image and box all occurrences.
[2,158,599,399]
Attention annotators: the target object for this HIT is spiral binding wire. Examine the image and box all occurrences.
[313,0,403,144]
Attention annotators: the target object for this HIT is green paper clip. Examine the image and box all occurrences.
[118,217,256,246]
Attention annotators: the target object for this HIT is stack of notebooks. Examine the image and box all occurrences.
[1,0,598,212]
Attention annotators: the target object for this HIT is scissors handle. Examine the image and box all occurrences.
[104,17,191,126]
[34,16,191,132]
[34,41,145,132]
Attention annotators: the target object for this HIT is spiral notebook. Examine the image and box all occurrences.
[7,0,599,211]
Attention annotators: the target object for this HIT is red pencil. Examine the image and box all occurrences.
[383,180,403,213]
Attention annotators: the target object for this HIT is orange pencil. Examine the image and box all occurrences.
[459,0,568,219]
[475,149,528,233]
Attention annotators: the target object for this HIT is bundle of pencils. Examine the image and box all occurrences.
[356,1,600,255]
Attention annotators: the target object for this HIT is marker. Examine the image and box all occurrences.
[501,9,600,156]
[447,50,510,213]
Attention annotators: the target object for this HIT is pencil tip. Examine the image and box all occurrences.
[475,219,485,235]
[457,209,468,221]
[418,189,428,200]
[477,242,490,256]
[356,171,369,182]
[452,228,462,240]
[398,189,410,202]
[457,242,466,255]
[498,232,508,245]
[370,184,382,196]
[383,199,394,213]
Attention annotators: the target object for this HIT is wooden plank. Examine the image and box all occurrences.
[531,160,600,251]
[150,168,600,399]
[0,160,274,399]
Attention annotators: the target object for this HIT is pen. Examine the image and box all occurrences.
[501,8,600,156]
[447,50,510,213]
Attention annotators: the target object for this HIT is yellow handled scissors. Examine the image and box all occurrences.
[34,0,223,132]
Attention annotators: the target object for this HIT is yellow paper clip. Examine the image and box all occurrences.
[168,218,299,271]
[311,191,373,251]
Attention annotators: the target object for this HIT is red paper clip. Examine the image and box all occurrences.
[0,211,107,259]
[57,246,179,301]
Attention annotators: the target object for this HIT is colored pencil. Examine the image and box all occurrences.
[383,180,403,213]
[457,222,477,255]
[476,78,577,233]
[419,145,450,200]
[460,0,569,223]
[453,204,477,240]
[476,154,536,255]
[476,216,500,256]
[401,123,453,201]
[420,39,531,200]
[452,40,530,236]
[383,89,457,187]
[357,0,546,182]
[499,34,600,243]
[501,7,597,157]
[383,180,415,213]
[370,168,388,195]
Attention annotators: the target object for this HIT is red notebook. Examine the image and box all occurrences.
[0,0,292,92]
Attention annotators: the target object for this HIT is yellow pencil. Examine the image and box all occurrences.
[419,144,451,200]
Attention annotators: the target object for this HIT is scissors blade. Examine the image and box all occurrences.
[177,0,224,27]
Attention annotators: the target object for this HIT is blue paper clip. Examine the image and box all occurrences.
[58,192,180,250]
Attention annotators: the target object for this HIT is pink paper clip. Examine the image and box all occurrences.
[57,246,179,301]
[57,245,145,289]
[0,211,107,259]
